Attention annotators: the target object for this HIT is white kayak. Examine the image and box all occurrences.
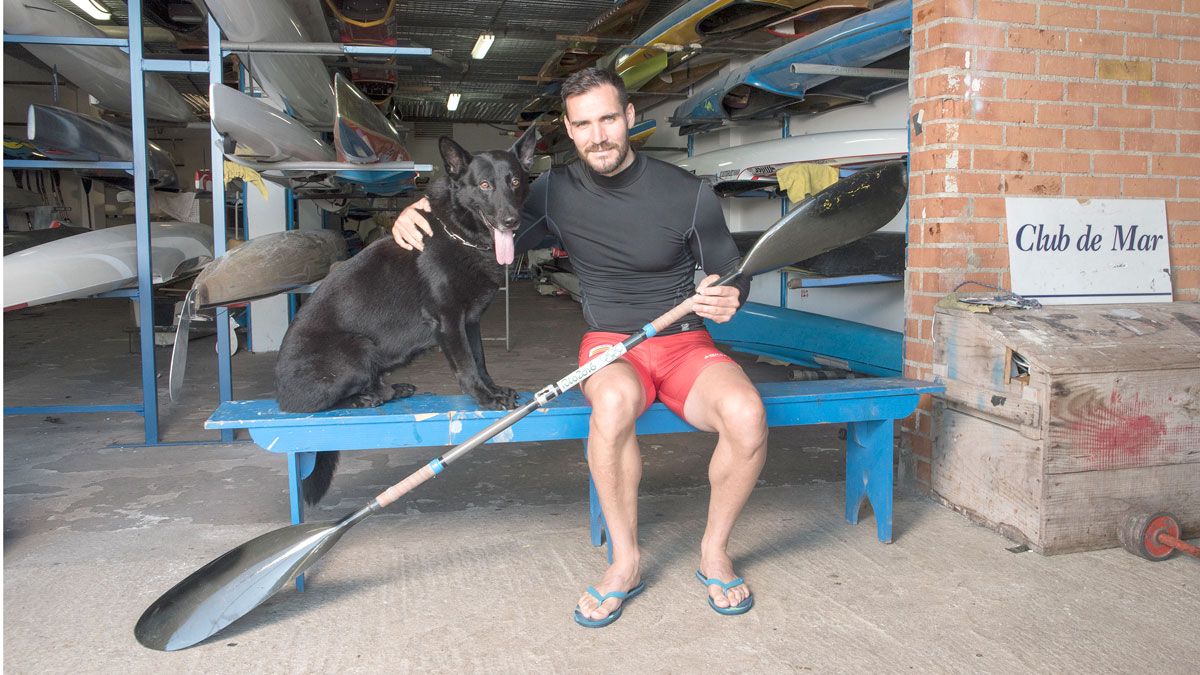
[3,221,213,311]
[201,0,336,127]
[209,83,335,162]
[3,0,194,122]
[675,128,908,195]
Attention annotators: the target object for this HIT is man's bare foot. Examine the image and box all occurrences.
[576,560,642,622]
[699,548,751,609]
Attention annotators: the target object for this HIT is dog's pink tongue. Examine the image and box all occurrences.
[494,229,515,265]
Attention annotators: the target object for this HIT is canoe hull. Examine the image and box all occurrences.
[209,84,335,163]
[193,230,347,308]
[4,222,213,310]
[3,0,193,122]
[27,105,178,188]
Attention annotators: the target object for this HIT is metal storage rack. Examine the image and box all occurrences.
[3,3,431,444]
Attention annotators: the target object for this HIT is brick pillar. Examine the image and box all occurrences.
[902,0,1200,489]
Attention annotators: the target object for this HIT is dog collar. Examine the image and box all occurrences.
[432,214,492,251]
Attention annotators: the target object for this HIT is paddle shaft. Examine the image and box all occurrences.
[371,269,740,509]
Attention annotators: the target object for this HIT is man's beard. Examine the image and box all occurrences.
[582,140,630,175]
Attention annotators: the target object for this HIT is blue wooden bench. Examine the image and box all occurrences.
[207,378,942,561]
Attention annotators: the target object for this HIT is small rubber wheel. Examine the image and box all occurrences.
[1119,511,1181,562]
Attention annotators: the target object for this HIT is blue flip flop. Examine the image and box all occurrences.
[573,581,646,628]
[695,570,754,616]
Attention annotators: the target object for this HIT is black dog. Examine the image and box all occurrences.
[275,133,536,504]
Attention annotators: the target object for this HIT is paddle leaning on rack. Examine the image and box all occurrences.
[134,161,908,651]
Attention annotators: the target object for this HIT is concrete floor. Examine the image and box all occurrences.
[3,282,1197,673]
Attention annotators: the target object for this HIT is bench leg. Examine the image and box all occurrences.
[844,419,893,544]
[583,441,613,564]
[287,452,317,592]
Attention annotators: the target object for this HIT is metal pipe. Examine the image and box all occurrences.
[220,41,430,57]
[210,14,235,443]
[788,63,909,79]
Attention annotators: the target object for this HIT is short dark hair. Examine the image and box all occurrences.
[561,67,629,110]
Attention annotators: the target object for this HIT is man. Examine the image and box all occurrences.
[392,68,768,627]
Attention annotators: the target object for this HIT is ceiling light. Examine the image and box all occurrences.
[471,33,495,60]
[69,0,111,21]
[447,92,461,111]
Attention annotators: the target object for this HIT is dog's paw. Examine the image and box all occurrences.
[473,385,519,410]
[392,383,417,399]
[346,392,385,408]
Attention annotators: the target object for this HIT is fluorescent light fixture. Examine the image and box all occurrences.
[69,0,111,21]
[471,33,495,60]
[447,92,461,111]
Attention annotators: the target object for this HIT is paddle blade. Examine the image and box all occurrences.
[738,161,908,279]
[167,288,195,403]
[135,515,360,651]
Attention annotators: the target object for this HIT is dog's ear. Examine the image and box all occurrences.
[510,124,540,172]
[438,137,472,178]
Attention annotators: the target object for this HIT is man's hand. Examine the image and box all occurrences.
[391,197,434,250]
[692,274,741,323]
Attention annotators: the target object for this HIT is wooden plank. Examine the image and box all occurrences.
[931,405,1044,547]
[937,304,1200,375]
[1039,462,1200,555]
[1046,369,1200,473]
[943,379,1042,432]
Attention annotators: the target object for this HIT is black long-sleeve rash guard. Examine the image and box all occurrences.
[512,151,751,335]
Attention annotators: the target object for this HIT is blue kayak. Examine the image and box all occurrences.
[670,0,911,134]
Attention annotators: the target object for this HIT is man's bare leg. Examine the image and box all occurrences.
[576,361,646,621]
[682,362,768,609]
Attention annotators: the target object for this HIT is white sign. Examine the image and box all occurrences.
[1004,198,1171,304]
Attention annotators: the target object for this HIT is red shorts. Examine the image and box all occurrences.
[577,329,735,418]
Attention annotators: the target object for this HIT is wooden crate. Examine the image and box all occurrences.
[931,302,1200,554]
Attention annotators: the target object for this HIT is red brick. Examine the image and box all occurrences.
[930,22,1006,48]
[1007,125,1064,149]
[1094,153,1148,174]
[1039,54,1096,78]
[1169,225,1200,247]
[1181,134,1200,154]
[910,196,969,219]
[1167,200,1200,222]
[1123,177,1178,198]
[1169,246,1200,265]
[1157,14,1200,37]
[1182,40,1200,61]
[908,293,942,318]
[1156,63,1197,86]
[1038,103,1095,126]
[968,246,1010,269]
[920,220,1002,245]
[1098,9,1156,33]
[907,245,970,269]
[975,49,1037,75]
[1034,151,1091,173]
[1181,88,1200,111]
[1128,85,1178,107]
[955,171,1008,194]
[974,101,1035,123]
[977,0,1037,24]
[1097,106,1153,128]
[1065,128,1122,150]
[916,46,972,73]
[911,25,928,51]
[1039,4,1097,29]
[1128,0,1183,8]
[1155,109,1200,130]
[1124,131,1178,152]
[974,148,1033,171]
[975,197,1007,217]
[1186,0,1200,16]
[1001,173,1063,196]
[954,123,1006,145]
[906,340,934,365]
[914,0,975,21]
[1153,155,1200,176]
[1065,175,1122,197]
[1007,78,1064,101]
[1008,27,1067,51]
[1068,31,1125,55]
[1173,270,1200,295]
[1066,82,1123,104]
[1126,37,1181,59]
[1178,179,1200,197]
[910,148,962,171]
